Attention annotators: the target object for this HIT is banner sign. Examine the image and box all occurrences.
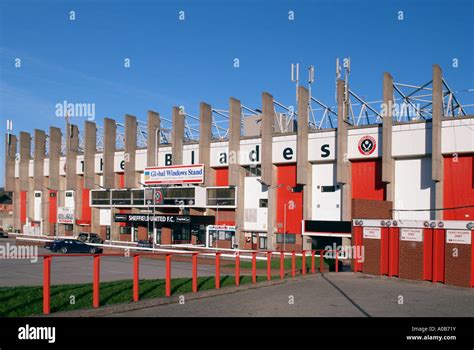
[57,207,75,224]
[144,164,204,185]
[114,214,191,224]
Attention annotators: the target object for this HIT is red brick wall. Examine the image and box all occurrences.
[445,243,472,288]
[361,238,381,275]
[399,241,424,281]
[352,199,393,219]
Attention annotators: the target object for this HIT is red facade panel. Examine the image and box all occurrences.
[49,190,57,224]
[275,165,302,235]
[351,159,385,201]
[423,228,433,281]
[82,189,91,222]
[214,167,229,186]
[443,154,474,220]
[20,191,27,224]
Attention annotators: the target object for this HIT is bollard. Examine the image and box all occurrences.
[320,250,324,273]
[133,255,140,302]
[235,252,240,286]
[215,253,221,289]
[192,253,198,293]
[311,250,316,274]
[302,250,306,276]
[291,251,296,277]
[252,252,257,284]
[335,250,339,272]
[93,255,100,308]
[280,252,284,279]
[43,256,51,315]
[266,252,272,281]
[165,254,171,297]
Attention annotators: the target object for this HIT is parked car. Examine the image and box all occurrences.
[137,239,153,248]
[46,239,103,254]
[77,232,104,244]
[0,228,8,238]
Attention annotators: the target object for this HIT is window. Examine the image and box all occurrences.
[161,187,195,206]
[132,190,144,205]
[243,165,261,177]
[173,226,190,242]
[259,236,267,249]
[321,186,336,192]
[34,193,41,198]
[207,187,236,206]
[276,234,296,244]
[64,224,74,231]
[91,190,111,205]
[66,192,73,197]
[120,226,131,234]
[112,190,132,205]
[259,199,268,208]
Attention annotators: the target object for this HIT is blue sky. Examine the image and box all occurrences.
[0,0,473,186]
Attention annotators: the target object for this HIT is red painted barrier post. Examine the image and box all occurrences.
[43,256,51,315]
[335,250,339,272]
[252,252,257,283]
[280,252,284,279]
[165,254,171,297]
[311,250,316,274]
[133,255,140,302]
[192,253,198,293]
[266,252,272,281]
[93,255,100,308]
[320,250,324,273]
[302,251,306,276]
[291,251,296,277]
[235,252,240,286]
[215,253,221,289]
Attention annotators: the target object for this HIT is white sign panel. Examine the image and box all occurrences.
[57,207,75,224]
[363,227,381,239]
[99,209,111,226]
[400,228,423,242]
[144,164,204,185]
[446,230,471,245]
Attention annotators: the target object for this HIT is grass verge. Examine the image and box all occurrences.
[0,275,268,317]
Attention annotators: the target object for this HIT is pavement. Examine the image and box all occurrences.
[0,238,216,286]
[109,273,474,317]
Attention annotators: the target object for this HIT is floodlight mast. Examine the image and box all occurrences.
[291,63,299,102]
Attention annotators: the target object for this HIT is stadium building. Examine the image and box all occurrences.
[4,64,474,253]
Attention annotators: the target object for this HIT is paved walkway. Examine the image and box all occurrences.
[112,273,474,317]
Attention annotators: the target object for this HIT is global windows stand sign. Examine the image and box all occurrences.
[144,164,204,185]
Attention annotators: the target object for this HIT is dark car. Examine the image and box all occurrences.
[46,239,103,254]
[0,229,8,238]
[77,232,104,244]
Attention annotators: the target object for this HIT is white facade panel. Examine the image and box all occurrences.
[157,146,172,166]
[183,144,199,165]
[33,191,42,221]
[442,118,474,154]
[272,135,297,164]
[311,163,341,221]
[348,127,381,159]
[243,176,268,231]
[392,123,431,157]
[308,131,336,162]
[43,159,49,176]
[394,158,435,220]
[135,149,147,171]
[28,160,34,177]
[210,141,228,167]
